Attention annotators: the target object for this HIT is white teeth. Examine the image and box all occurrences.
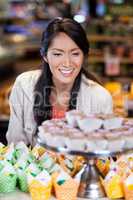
[60,68,73,74]
[61,70,72,73]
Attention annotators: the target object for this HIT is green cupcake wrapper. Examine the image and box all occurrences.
[0,174,17,193]
[17,174,28,192]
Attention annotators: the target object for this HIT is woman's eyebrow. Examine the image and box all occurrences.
[71,48,80,52]
[50,48,80,52]
[50,48,64,52]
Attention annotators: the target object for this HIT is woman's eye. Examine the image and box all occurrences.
[72,52,80,56]
[53,53,62,56]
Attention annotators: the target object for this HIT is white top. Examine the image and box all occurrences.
[6,70,113,146]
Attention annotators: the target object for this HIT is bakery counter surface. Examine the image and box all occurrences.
[0,190,111,200]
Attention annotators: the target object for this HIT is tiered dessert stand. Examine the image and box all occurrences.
[37,137,131,199]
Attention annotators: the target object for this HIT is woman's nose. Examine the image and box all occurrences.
[63,55,71,66]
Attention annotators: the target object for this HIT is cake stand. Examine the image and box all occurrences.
[37,137,131,199]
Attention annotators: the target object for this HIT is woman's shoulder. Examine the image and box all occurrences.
[79,74,113,114]
[81,73,97,86]
[16,70,41,83]
[14,70,41,94]
[81,74,111,98]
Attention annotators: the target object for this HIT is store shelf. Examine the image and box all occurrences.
[88,56,133,64]
[14,41,40,52]
[88,35,133,43]
[0,52,21,66]
[4,34,133,55]
[2,34,133,59]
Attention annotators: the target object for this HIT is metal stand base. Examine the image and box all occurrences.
[78,159,106,199]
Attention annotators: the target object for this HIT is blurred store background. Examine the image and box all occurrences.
[0,0,133,144]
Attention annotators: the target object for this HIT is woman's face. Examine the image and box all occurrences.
[44,32,84,85]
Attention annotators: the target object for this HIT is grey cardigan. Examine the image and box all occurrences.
[6,70,113,145]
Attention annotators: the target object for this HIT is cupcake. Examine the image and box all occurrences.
[53,170,79,200]
[0,160,17,193]
[103,117,124,130]
[65,110,84,127]
[77,117,103,132]
[28,170,52,200]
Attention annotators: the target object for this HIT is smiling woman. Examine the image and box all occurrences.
[6,18,113,146]
[45,32,84,84]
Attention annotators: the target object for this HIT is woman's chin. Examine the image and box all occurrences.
[59,77,75,85]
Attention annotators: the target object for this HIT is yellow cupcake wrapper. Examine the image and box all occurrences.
[103,175,124,199]
[29,179,52,200]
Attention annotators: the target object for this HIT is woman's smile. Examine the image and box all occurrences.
[59,67,74,77]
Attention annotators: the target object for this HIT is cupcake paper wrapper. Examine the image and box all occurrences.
[0,174,17,193]
[53,178,79,200]
[103,174,124,199]
[29,180,52,200]
[17,173,28,192]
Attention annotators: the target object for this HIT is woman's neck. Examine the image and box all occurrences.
[51,78,73,109]
[52,78,73,94]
